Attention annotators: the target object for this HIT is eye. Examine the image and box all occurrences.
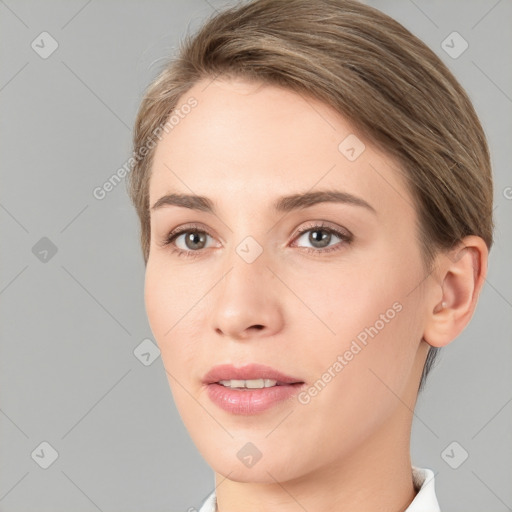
[291,222,352,254]
[160,221,352,259]
[161,223,216,259]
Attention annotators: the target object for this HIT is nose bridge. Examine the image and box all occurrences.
[221,208,271,277]
[221,231,270,298]
[209,229,283,338]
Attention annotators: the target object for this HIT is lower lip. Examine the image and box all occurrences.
[206,382,305,415]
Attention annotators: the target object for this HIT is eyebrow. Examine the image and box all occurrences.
[150,189,376,215]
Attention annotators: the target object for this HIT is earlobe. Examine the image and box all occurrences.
[423,236,488,348]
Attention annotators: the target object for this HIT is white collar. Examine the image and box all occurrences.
[198,466,440,512]
[408,466,440,511]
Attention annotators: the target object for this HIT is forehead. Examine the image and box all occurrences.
[148,77,413,216]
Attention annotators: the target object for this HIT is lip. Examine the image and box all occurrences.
[202,363,303,385]
[203,363,305,415]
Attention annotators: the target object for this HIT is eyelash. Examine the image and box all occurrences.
[161,222,353,259]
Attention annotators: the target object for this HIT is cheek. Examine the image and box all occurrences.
[291,255,423,397]
[290,286,421,462]
[144,262,172,341]
[144,259,209,374]
[144,254,198,333]
[144,260,188,357]
[287,257,406,343]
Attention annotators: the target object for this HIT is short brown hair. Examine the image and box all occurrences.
[127,0,494,391]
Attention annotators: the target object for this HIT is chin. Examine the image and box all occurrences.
[213,462,298,484]
[202,443,309,484]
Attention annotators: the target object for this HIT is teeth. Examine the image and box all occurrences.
[218,378,278,389]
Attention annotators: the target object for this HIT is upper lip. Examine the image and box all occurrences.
[202,363,304,385]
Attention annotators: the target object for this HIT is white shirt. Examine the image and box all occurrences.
[198,466,440,512]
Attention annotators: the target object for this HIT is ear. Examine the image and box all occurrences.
[423,235,489,348]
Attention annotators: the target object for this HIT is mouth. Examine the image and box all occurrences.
[215,378,303,389]
[202,363,305,415]
[202,362,304,386]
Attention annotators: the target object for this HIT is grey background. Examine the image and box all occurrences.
[0,0,511,510]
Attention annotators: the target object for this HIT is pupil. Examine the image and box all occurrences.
[311,229,330,248]
[187,231,206,250]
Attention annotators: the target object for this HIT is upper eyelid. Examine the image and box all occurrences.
[295,221,350,235]
[168,222,218,241]
[168,220,346,235]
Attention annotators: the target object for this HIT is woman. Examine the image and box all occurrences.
[128,0,493,510]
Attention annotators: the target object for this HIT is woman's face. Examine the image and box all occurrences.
[145,77,432,482]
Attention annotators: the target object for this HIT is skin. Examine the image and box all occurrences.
[144,76,488,512]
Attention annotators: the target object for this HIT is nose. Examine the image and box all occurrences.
[209,250,285,341]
